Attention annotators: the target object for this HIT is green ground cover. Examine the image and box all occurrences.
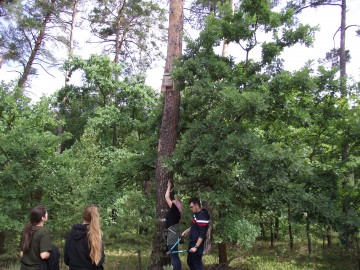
[2,240,358,270]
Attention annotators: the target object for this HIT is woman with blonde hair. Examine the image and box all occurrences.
[20,205,51,270]
[64,205,105,269]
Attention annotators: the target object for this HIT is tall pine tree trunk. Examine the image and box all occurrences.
[18,0,56,88]
[339,0,351,248]
[64,0,79,84]
[149,1,183,269]
[339,0,346,91]
[112,2,126,147]
[58,0,79,154]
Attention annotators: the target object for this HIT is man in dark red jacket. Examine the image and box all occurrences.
[181,197,210,270]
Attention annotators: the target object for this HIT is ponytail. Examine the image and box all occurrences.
[21,205,47,253]
[21,223,38,253]
[83,205,102,265]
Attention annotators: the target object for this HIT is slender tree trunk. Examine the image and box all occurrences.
[306,215,312,257]
[111,2,126,147]
[58,0,79,153]
[218,243,227,264]
[356,236,360,270]
[114,2,126,66]
[0,232,5,254]
[270,218,274,249]
[339,0,351,248]
[149,0,183,269]
[288,206,293,251]
[203,200,212,254]
[65,0,79,84]
[112,125,118,146]
[205,223,212,253]
[326,225,332,248]
[18,0,56,88]
[274,216,279,241]
[137,250,142,270]
[259,211,265,239]
[339,0,346,94]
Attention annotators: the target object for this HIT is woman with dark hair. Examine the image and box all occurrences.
[165,180,183,270]
[20,205,51,270]
[64,205,105,270]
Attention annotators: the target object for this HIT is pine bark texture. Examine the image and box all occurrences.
[149,0,183,269]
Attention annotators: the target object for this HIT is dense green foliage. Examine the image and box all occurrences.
[0,0,360,269]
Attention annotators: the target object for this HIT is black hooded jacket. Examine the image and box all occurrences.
[64,224,105,270]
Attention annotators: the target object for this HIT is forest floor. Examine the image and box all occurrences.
[100,240,358,269]
[220,240,358,269]
[2,240,358,269]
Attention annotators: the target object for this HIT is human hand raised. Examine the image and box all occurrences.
[167,180,174,192]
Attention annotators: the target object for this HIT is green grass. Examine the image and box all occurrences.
[101,240,358,269]
[2,240,358,270]
[221,241,358,270]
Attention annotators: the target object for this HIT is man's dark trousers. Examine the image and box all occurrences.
[187,242,205,270]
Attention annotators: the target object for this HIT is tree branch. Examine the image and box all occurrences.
[294,3,341,15]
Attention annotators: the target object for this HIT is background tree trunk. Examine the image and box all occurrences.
[270,218,274,249]
[149,0,183,269]
[306,215,312,256]
[0,232,5,254]
[339,0,351,248]
[218,243,227,264]
[356,236,360,270]
[288,206,293,251]
[259,211,266,239]
[274,216,279,241]
[203,199,212,254]
[59,0,79,153]
[64,0,79,84]
[327,225,332,248]
[339,0,346,90]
